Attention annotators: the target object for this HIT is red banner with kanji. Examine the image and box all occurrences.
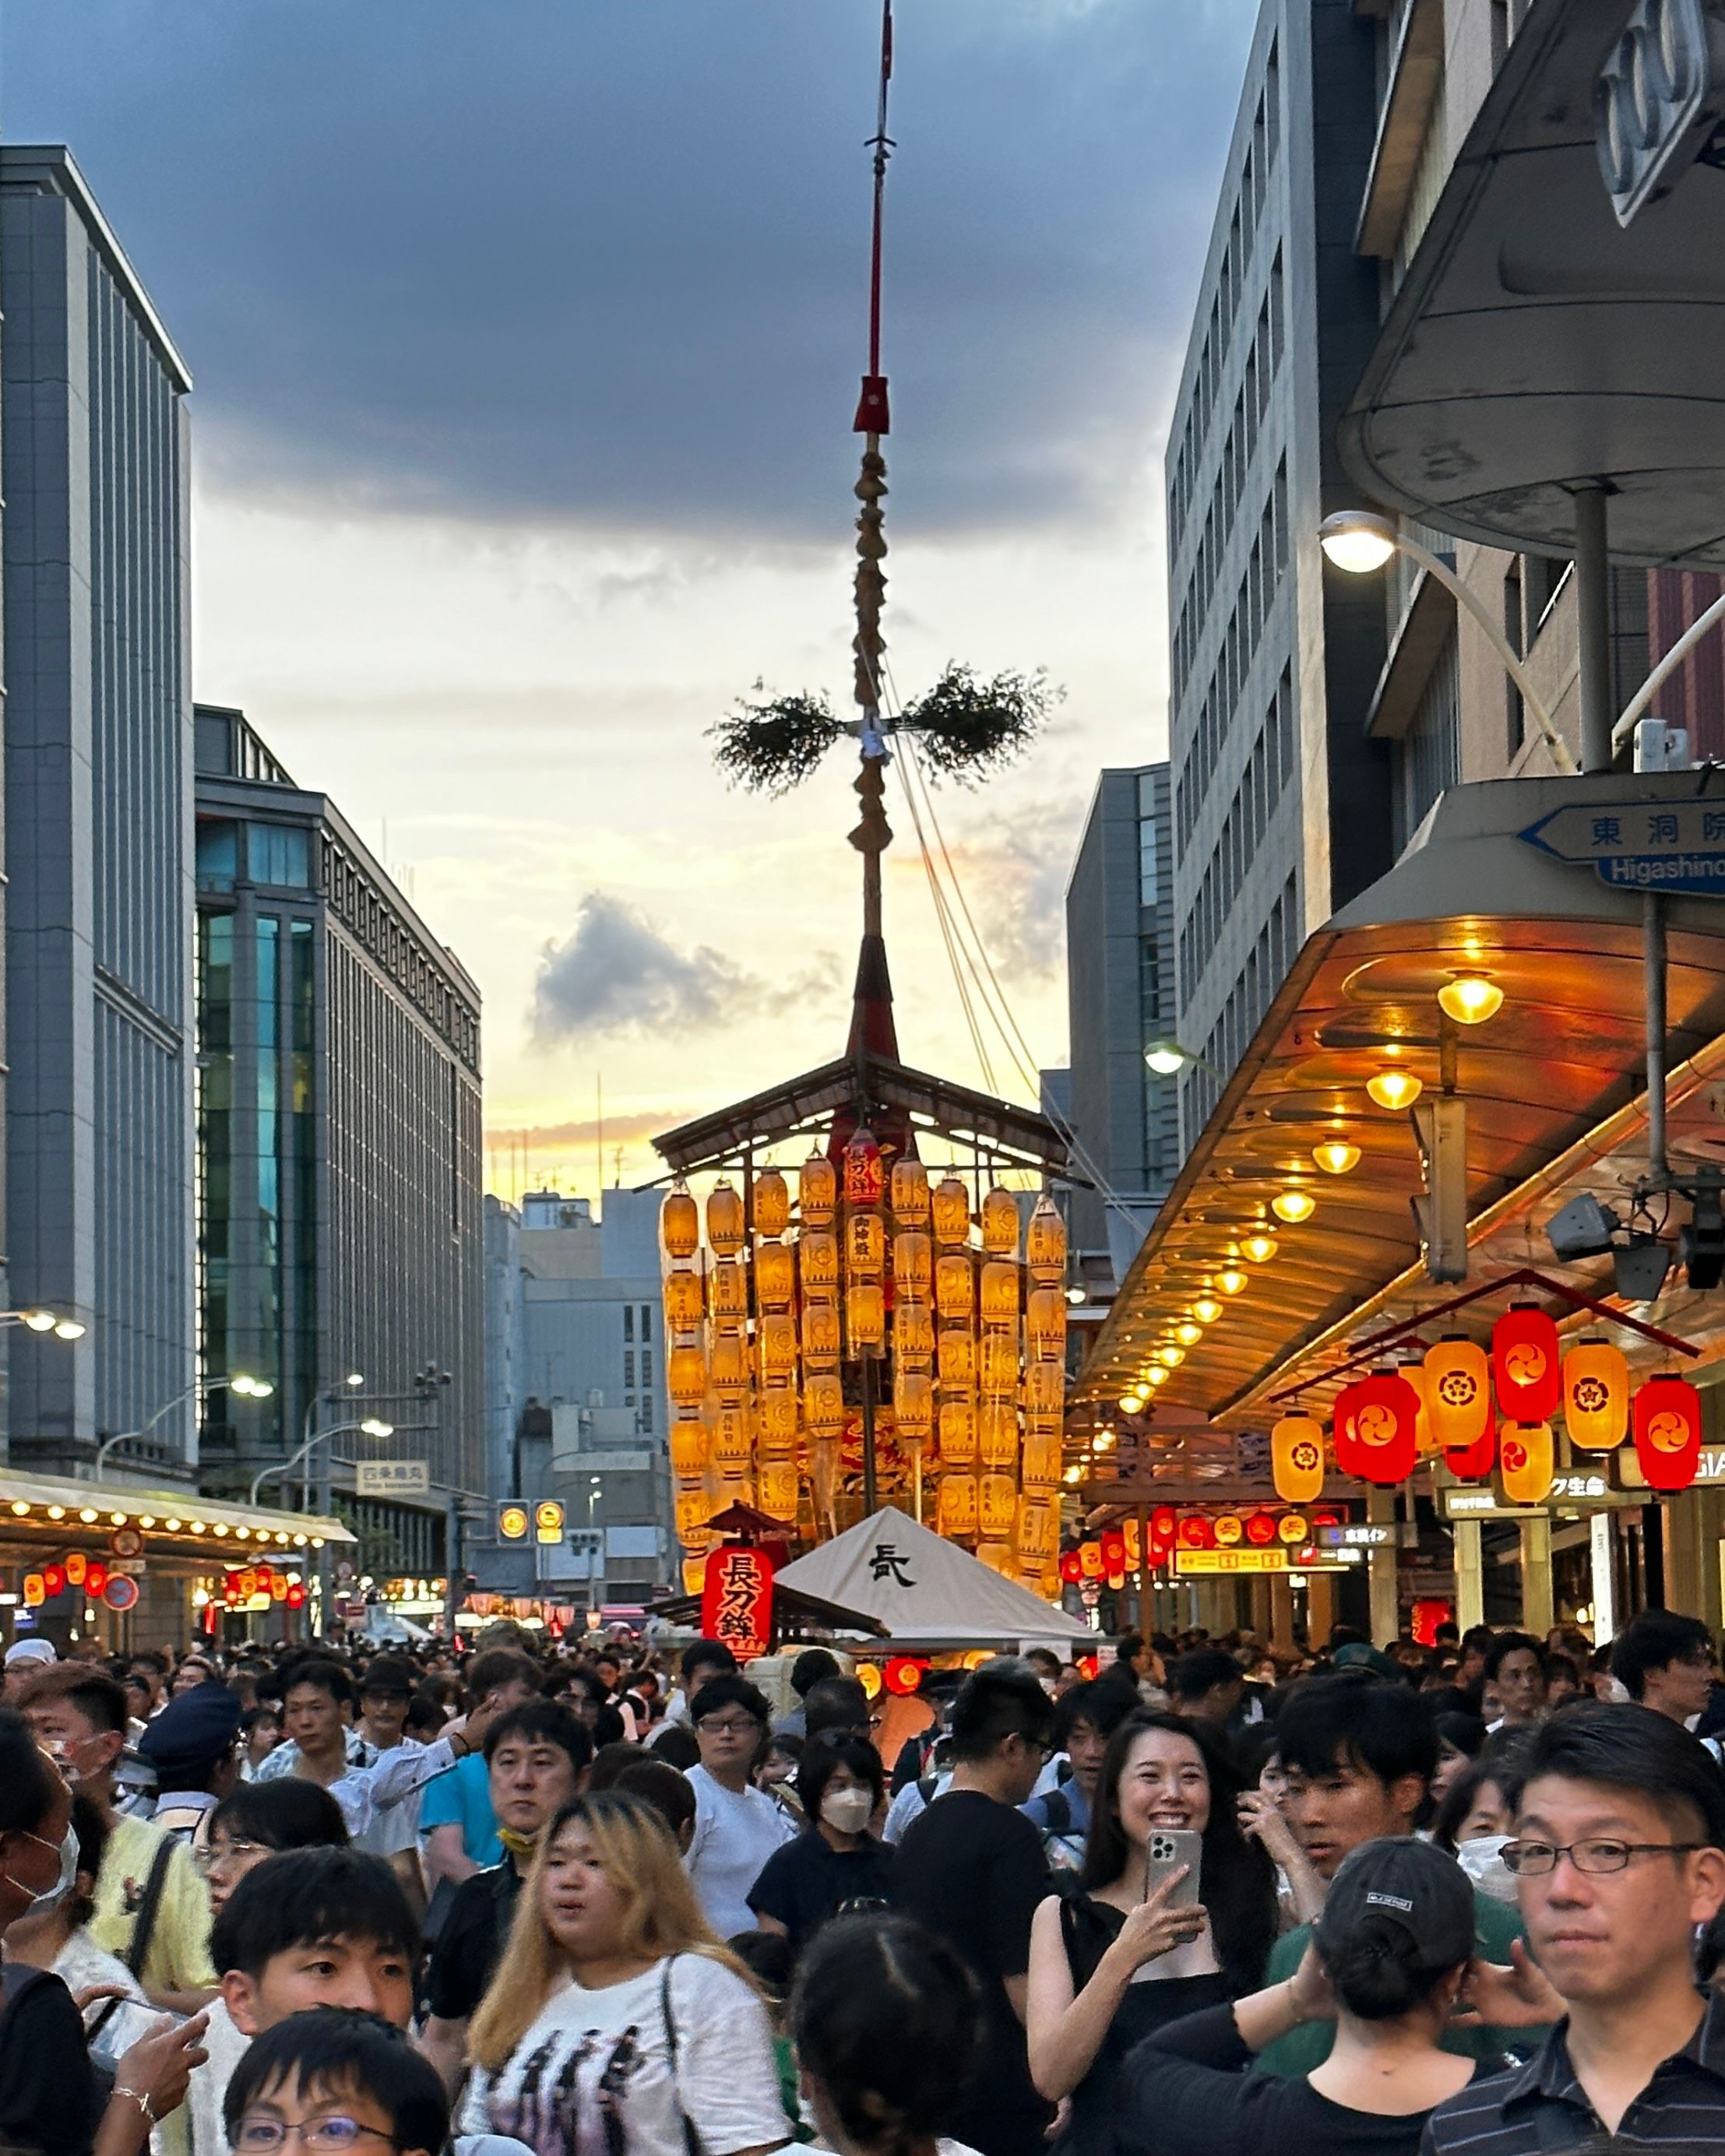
[700,1543,776,1662]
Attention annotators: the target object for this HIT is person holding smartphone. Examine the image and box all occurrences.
[1026,1711,1276,2154]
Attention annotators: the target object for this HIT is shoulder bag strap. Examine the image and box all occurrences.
[660,1956,706,2156]
[122,1833,178,1981]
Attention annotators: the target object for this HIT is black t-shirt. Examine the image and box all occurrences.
[424,1861,523,2021]
[892,1788,1052,2156]
[747,1827,894,1954]
[0,1967,102,2156]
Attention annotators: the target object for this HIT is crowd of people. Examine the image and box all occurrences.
[2,1603,1725,2156]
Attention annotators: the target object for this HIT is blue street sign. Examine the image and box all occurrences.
[1519,799,1725,895]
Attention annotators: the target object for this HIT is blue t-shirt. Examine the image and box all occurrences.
[418,1750,499,1866]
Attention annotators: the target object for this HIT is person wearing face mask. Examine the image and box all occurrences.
[0,1710,209,2156]
[746,1736,894,1961]
[1026,1711,1277,2155]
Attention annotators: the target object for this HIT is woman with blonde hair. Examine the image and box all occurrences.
[460,1791,790,2156]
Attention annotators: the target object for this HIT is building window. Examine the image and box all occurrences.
[250,822,311,888]
[624,1351,635,1387]
[1504,559,1526,756]
[196,820,238,894]
[639,1304,653,1343]
[1138,814,1158,906]
[1398,631,1461,851]
[623,1306,634,1342]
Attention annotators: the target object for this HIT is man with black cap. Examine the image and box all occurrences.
[138,1678,244,1838]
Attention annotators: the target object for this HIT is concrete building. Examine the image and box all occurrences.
[1165,2,1393,1146]
[1061,765,1179,1286]
[2,147,196,1472]
[192,705,484,1588]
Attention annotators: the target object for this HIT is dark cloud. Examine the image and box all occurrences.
[530,890,836,1043]
[2,1,1256,539]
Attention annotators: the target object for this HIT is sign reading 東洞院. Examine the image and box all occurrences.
[1520,799,1725,895]
[356,1459,430,1498]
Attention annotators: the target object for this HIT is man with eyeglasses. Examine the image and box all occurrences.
[891,1666,1057,2156]
[682,1672,796,1936]
[1426,1701,1725,2154]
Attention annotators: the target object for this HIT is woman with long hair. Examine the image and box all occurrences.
[461,1792,790,2156]
[1026,1711,1276,2153]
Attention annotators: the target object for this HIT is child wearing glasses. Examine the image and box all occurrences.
[224,2008,447,2156]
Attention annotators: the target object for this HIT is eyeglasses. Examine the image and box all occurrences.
[234,2121,399,2154]
[1501,1838,1704,1876]
[192,1838,270,1873]
[697,1716,763,1738]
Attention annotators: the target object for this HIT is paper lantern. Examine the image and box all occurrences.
[1562,1338,1630,1452]
[709,1401,754,1471]
[1397,1356,1435,1453]
[894,1231,933,1300]
[935,1254,974,1322]
[1079,1539,1104,1576]
[1059,1549,1084,1584]
[1422,1336,1492,1451]
[891,1159,931,1224]
[1177,1515,1213,1550]
[757,1459,800,1519]
[1152,1504,1178,1539]
[938,1395,978,1467]
[755,1242,795,1311]
[980,1542,1016,1576]
[884,1655,928,1696]
[1023,1362,1064,1418]
[894,1301,935,1364]
[1633,1372,1702,1492]
[664,1270,704,1331]
[981,1187,1020,1257]
[669,1416,708,1476]
[706,1181,745,1257]
[1022,1428,1061,1489]
[980,1473,1017,1539]
[938,1328,976,1389]
[756,1313,797,1382]
[1500,1420,1554,1505]
[1445,1421,1497,1483]
[1017,1499,1056,1560]
[848,1212,885,1278]
[1026,1287,1066,1360]
[1026,1194,1066,1282]
[707,1261,748,1327]
[681,1554,706,1595]
[800,1230,840,1297]
[1271,1415,1325,1503]
[938,1475,979,1538]
[758,1382,798,1452]
[667,1345,706,1408]
[800,1154,837,1226]
[1244,1510,1277,1547]
[1098,1528,1126,1575]
[847,1282,885,1352]
[1213,1512,1243,1547]
[980,1261,1019,1326]
[1277,1511,1308,1545]
[1121,1519,1142,1568]
[708,1333,748,1398]
[702,1545,776,1662]
[752,1168,790,1240]
[802,1300,842,1367]
[674,1490,715,1542]
[843,1126,885,1207]
[931,1176,970,1247]
[662,1186,699,1260]
[1493,1303,1561,1423]
[805,1372,845,1440]
[979,1329,1019,1397]
[979,1399,1018,1467]
[22,1573,44,1607]
[1335,1371,1419,1485]
[894,1371,935,1445]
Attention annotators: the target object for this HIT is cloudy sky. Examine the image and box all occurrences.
[5,0,1257,1198]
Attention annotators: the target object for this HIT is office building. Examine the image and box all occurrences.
[192,705,484,1579]
[1061,765,1178,1286]
[1165,3,1392,1145]
[2,147,196,1471]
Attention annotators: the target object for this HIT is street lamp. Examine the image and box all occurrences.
[1318,511,1580,776]
[95,1372,272,1475]
[3,1308,85,1338]
[1143,1039,1227,1082]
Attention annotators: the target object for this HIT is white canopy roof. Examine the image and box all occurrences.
[776,1507,1095,1648]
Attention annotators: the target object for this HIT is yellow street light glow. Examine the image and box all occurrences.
[9,1500,29,1516]
[1312,1140,1362,1176]
[292,1533,308,1546]
[1174,1320,1204,1346]
[1146,1366,1170,1386]
[311,1538,325,1549]
[1271,1189,1316,1224]
[1218,1268,1248,1295]
[234,1525,252,1539]
[1241,1233,1280,1264]
[78,1507,97,1524]
[1192,1296,1223,1324]
[21,1310,57,1331]
[53,1319,86,1340]
[1156,1345,1185,1367]
[189,1520,207,1535]
[47,1504,65,1521]
[1368,1069,1424,1110]
[1318,509,1397,574]
[1438,974,1503,1025]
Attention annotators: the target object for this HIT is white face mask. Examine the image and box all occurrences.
[6,1824,79,1915]
[820,1787,875,1836]
[1455,1831,1519,1904]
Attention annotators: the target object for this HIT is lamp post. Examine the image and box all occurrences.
[1,1308,85,1338]
[586,1475,603,1626]
[1318,512,1579,776]
[95,1373,272,1478]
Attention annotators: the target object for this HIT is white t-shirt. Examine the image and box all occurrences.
[458,1953,786,2156]
[185,1993,252,2156]
[682,1766,796,1940]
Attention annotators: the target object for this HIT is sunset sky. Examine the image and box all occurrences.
[6,0,1259,1201]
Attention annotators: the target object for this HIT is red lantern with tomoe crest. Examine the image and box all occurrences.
[1445,1420,1498,1483]
[1492,1303,1561,1423]
[1632,1373,1702,1493]
[700,1545,776,1663]
[1333,1372,1418,1486]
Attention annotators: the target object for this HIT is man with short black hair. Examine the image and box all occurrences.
[1426,1702,1725,2152]
[1485,1631,1548,1731]
[801,1674,874,1746]
[1610,1609,1716,1727]
[773,1648,841,1737]
[276,1655,485,1841]
[657,1637,738,1732]
[684,1672,795,1936]
[418,1649,543,1885]
[1020,1678,1136,1871]
[1167,1647,1246,1728]
[892,1667,1056,2156]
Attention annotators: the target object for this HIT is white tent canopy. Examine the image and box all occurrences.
[776,1506,1095,1648]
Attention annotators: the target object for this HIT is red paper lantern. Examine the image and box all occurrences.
[1333,1372,1419,1486]
[41,1564,65,1599]
[1059,1550,1083,1584]
[1100,1528,1127,1572]
[286,1581,307,1609]
[1150,1505,1178,1539]
[1177,1514,1214,1549]
[1445,1420,1498,1482]
[843,1126,885,1208]
[84,1561,108,1599]
[1633,1373,1703,1493]
[1076,1655,1100,1680]
[883,1655,928,1697]
[1492,1303,1561,1423]
[700,1544,776,1662]
[1244,1510,1277,1547]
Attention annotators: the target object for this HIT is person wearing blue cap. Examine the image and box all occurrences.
[137,1680,244,1840]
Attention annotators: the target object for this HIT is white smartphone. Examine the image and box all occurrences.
[1144,1826,1204,1910]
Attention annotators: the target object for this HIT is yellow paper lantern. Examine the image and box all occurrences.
[931,1176,970,1247]
[709,1400,753,1471]
[681,1554,706,1594]
[979,1328,1019,1397]
[1423,1335,1491,1451]
[800,1153,837,1227]
[979,1473,1017,1538]
[938,1397,977,1467]
[756,1312,797,1382]
[758,1383,798,1453]
[757,1458,800,1519]
[847,1281,885,1352]
[1270,1415,1325,1503]
[935,1253,974,1322]
[1023,1362,1064,1419]
[1398,1356,1435,1454]
[1022,1428,1061,1490]
[938,1474,979,1537]
[706,1181,745,1257]
[891,1159,931,1225]
[981,1187,1020,1257]
[1026,1287,1066,1361]
[1501,1419,1555,1504]
[847,1212,885,1278]
[674,1490,714,1542]
[800,1230,840,1297]
[938,1328,976,1389]
[1026,1194,1066,1282]
[801,1300,842,1366]
[895,1301,935,1365]
[754,1169,790,1240]
[979,1399,1018,1468]
[662,1186,699,1261]
[755,1242,795,1311]
[1016,1497,1056,1559]
[893,1231,933,1300]
[669,1416,708,1477]
[708,1333,748,1398]
[663,1269,704,1332]
[977,1541,1014,1575]
[706,1261,748,1328]
[1562,1337,1630,1451]
[805,1372,845,1440]
[894,1370,935,1444]
[980,1261,1019,1326]
[667,1344,707,1409]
